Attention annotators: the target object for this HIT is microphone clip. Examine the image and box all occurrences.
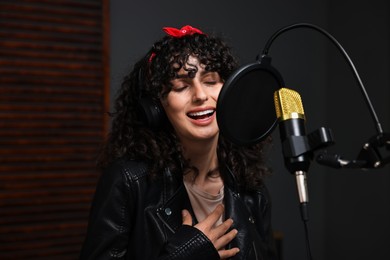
[282,126,335,158]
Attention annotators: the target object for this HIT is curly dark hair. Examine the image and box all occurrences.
[98,30,272,190]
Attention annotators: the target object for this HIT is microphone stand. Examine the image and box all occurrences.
[317,132,390,169]
[260,23,390,260]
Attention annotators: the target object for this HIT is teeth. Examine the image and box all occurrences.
[188,109,214,117]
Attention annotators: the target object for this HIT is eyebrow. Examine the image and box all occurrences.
[175,70,217,79]
[201,71,218,76]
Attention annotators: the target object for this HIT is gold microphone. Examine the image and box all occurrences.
[274,88,310,207]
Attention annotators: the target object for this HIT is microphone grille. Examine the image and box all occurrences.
[274,88,305,120]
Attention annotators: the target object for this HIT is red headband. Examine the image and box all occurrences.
[149,25,205,63]
[163,25,205,38]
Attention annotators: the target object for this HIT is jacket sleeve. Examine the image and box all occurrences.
[79,161,132,259]
[158,225,220,260]
[80,161,219,260]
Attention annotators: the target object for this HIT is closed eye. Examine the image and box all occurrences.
[172,85,188,92]
[204,81,217,86]
[202,72,221,86]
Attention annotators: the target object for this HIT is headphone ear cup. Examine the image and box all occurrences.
[137,96,165,129]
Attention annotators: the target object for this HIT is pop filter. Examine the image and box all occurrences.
[217,57,285,146]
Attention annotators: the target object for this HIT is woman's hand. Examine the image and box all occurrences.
[182,204,240,259]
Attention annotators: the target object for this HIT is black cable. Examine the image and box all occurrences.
[261,22,383,135]
[300,202,313,260]
[303,219,313,260]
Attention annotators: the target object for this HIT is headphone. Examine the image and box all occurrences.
[136,67,166,129]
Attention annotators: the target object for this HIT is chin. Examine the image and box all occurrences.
[194,129,219,140]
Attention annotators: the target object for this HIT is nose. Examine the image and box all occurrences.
[192,82,208,103]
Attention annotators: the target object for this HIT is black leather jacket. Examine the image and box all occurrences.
[80,159,278,260]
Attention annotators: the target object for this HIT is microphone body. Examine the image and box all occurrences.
[278,118,311,173]
[274,88,311,206]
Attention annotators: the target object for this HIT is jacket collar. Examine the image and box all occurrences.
[155,168,193,233]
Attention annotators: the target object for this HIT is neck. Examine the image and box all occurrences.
[181,136,224,196]
[181,136,219,179]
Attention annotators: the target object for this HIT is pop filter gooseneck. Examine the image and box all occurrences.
[261,22,384,135]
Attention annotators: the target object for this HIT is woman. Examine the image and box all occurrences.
[80,25,278,260]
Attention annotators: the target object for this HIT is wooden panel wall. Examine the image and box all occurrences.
[0,0,109,259]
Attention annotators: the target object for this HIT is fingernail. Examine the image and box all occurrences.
[182,210,187,217]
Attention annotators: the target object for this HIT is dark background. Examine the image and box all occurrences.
[110,1,390,259]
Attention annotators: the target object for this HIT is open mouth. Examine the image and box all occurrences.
[187,109,215,120]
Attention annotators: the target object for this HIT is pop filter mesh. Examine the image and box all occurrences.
[217,63,283,145]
